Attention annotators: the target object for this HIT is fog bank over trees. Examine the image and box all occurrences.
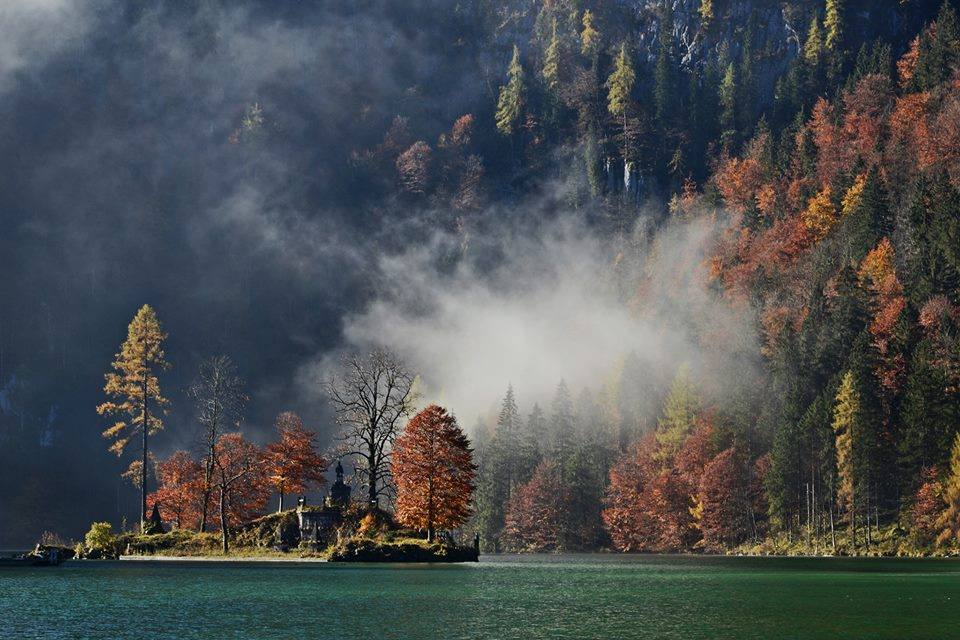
[328,210,762,428]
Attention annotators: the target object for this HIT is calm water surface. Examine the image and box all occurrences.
[2,554,960,639]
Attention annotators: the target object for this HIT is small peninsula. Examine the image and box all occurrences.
[73,460,478,564]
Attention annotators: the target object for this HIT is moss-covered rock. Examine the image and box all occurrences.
[118,530,221,556]
[328,536,478,563]
[234,510,300,550]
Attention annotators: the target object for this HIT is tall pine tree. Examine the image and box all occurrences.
[496,45,526,137]
[607,42,636,161]
[97,304,170,530]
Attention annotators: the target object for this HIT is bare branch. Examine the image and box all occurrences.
[326,349,417,507]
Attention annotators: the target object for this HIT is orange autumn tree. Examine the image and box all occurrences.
[602,436,660,551]
[148,451,205,530]
[503,460,566,551]
[912,466,943,545]
[696,447,753,551]
[392,404,476,541]
[800,186,838,240]
[264,412,328,512]
[859,238,908,392]
[603,424,714,553]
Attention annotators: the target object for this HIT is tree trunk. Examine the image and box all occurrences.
[427,476,434,542]
[873,479,880,535]
[829,501,836,554]
[829,474,837,554]
[812,472,818,555]
[141,379,149,532]
[278,485,284,513]
[367,448,378,509]
[853,511,858,555]
[220,486,229,555]
[199,444,214,532]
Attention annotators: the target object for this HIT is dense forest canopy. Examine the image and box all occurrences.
[1,0,958,552]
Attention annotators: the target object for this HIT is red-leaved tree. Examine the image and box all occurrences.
[148,451,205,530]
[264,412,328,512]
[912,466,943,544]
[602,438,659,551]
[604,424,717,552]
[396,141,433,194]
[697,447,753,551]
[392,404,476,540]
[503,460,566,552]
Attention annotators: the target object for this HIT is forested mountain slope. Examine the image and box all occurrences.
[1,0,958,553]
[462,0,960,554]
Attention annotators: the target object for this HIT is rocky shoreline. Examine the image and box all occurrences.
[117,555,329,562]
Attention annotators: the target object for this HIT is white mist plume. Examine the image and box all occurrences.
[0,0,94,93]
[308,211,761,427]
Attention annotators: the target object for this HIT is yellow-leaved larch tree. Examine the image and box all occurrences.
[97,304,169,530]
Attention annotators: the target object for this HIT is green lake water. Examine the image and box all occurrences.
[2,554,960,639]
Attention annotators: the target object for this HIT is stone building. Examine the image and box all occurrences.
[296,459,352,549]
[144,503,165,534]
[325,459,351,508]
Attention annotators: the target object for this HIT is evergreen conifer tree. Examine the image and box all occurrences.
[936,430,960,545]
[607,42,636,160]
[552,380,575,469]
[496,45,526,137]
[525,403,547,468]
[654,365,700,462]
[580,10,600,58]
[497,384,522,496]
[473,385,523,551]
[654,2,677,126]
[842,167,891,263]
[824,0,844,52]
[832,370,859,541]
[767,388,805,530]
[699,0,714,27]
[904,173,960,305]
[805,16,823,65]
[898,339,960,491]
[719,63,737,146]
[913,3,959,90]
[543,19,562,92]
[737,31,757,139]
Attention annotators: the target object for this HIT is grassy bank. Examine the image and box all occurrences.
[732,524,960,558]
[74,515,959,561]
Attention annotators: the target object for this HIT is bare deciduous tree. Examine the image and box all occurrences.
[326,349,417,509]
[189,355,247,532]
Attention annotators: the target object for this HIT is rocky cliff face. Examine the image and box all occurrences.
[674,0,931,66]
[619,0,930,109]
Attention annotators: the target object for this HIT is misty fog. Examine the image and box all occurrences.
[315,211,762,429]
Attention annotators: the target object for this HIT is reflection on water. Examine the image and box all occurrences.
[2,554,959,639]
